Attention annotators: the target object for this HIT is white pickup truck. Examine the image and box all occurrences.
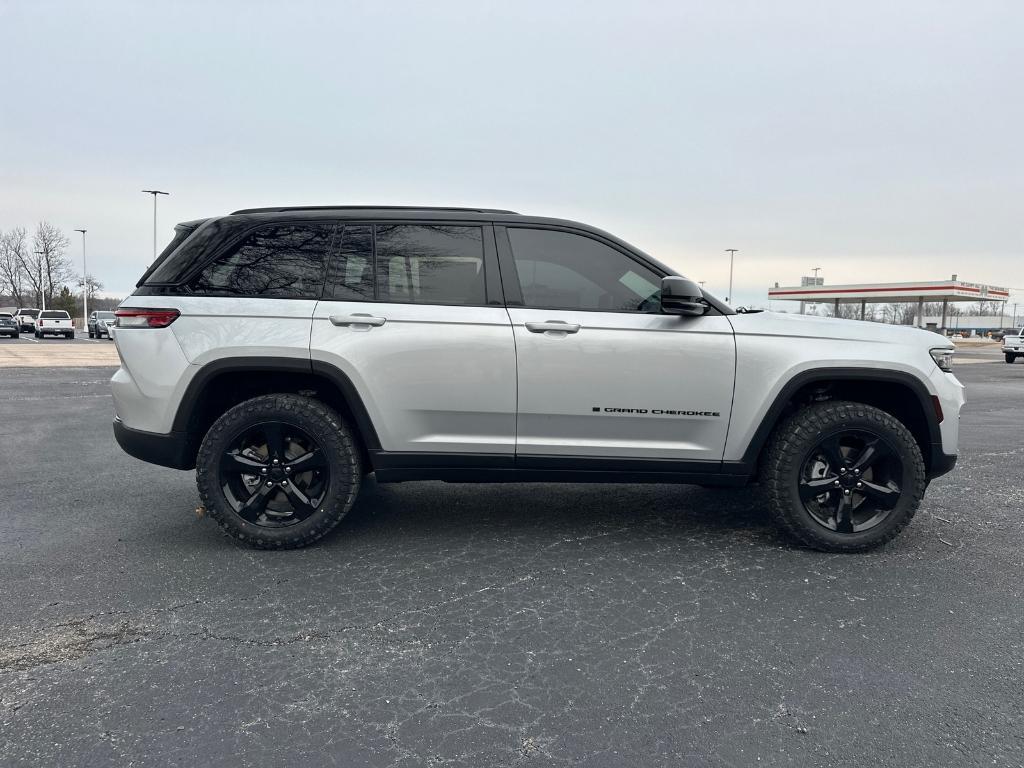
[1003,329,1024,363]
[34,310,75,339]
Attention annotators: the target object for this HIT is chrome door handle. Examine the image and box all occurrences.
[330,313,386,327]
[525,321,580,334]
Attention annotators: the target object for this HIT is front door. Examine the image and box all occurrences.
[310,222,517,457]
[499,226,736,463]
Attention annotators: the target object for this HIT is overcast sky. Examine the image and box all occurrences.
[1,0,1021,308]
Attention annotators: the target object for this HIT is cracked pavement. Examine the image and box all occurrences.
[1,357,1022,767]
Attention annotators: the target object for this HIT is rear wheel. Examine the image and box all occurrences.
[88,329,94,338]
[762,400,926,553]
[1006,353,1017,364]
[196,394,362,549]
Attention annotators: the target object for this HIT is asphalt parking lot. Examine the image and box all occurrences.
[1,347,1021,767]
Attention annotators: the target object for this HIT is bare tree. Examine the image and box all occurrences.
[82,274,103,302]
[30,221,73,305]
[0,227,30,306]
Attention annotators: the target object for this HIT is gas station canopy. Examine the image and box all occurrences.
[768,280,1009,304]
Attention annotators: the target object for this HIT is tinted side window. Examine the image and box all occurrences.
[376,225,485,305]
[188,223,333,298]
[327,225,374,301]
[507,228,662,312]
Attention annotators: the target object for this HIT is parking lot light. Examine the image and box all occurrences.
[75,229,87,334]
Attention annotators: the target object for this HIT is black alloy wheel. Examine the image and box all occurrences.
[220,421,330,528]
[196,394,362,548]
[762,400,926,552]
[798,429,902,534]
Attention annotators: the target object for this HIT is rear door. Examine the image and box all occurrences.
[499,225,736,464]
[310,222,516,457]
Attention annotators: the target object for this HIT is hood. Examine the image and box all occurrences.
[727,311,952,348]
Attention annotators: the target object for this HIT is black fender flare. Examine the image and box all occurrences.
[738,366,943,470]
[171,356,381,451]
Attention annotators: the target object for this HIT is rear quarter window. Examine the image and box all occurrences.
[187,223,334,298]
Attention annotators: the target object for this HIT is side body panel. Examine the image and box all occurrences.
[726,313,964,461]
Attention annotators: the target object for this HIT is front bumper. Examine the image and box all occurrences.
[113,418,194,470]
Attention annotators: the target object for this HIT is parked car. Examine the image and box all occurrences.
[88,310,117,339]
[14,307,40,333]
[35,309,74,339]
[0,312,19,338]
[1002,329,1024,363]
[111,205,963,553]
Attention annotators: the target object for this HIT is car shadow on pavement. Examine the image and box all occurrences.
[314,479,777,549]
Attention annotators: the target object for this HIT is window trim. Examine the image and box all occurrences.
[495,224,670,315]
[320,221,503,308]
[177,219,340,300]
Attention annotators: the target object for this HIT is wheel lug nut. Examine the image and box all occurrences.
[272,459,279,465]
[844,489,851,495]
[834,480,841,487]
[840,468,847,474]
[284,467,291,474]
[282,479,288,485]
[266,481,273,487]
[856,482,863,488]
[261,468,267,475]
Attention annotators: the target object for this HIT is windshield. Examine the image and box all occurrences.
[96,312,115,319]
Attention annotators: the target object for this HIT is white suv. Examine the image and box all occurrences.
[111,206,964,552]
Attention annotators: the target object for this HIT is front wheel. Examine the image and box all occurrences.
[761,401,926,553]
[196,394,362,549]
[1006,353,1017,364]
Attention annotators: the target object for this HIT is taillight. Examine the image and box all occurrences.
[115,308,180,328]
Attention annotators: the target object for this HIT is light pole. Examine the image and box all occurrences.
[725,249,738,303]
[75,229,87,334]
[142,190,169,262]
[34,250,47,310]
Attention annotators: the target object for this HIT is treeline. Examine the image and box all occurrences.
[0,223,111,313]
[828,300,1010,323]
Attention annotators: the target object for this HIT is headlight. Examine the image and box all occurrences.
[930,347,954,372]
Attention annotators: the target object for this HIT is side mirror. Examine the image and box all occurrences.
[660,276,707,317]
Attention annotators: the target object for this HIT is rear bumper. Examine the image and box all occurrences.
[113,418,194,470]
[927,449,957,480]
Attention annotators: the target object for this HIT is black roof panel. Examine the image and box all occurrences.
[230,205,519,215]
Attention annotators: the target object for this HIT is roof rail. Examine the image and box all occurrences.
[230,205,519,215]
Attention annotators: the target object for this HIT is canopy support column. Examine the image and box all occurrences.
[860,300,866,321]
[917,297,924,328]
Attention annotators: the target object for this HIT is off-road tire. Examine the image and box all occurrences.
[196,394,361,549]
[1006,353,1017,364]
[761,400,926,553]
